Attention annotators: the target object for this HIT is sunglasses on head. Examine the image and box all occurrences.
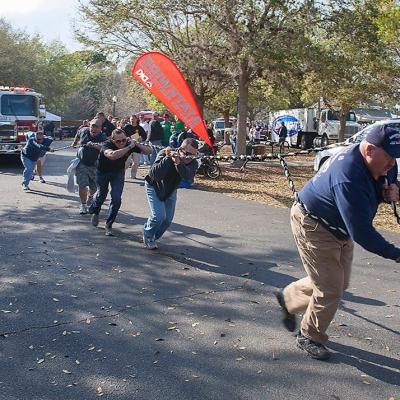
[114,138,127,144]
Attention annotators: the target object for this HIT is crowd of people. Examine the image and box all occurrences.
[20,110,204,247]
[19,112,400,361]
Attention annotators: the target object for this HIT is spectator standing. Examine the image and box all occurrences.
[139,114,151,166]
[229,122,237,154]
[139,114,150,135]
[148,112,164,164]
[124,115,147,179]
[173,118,184,133]
[143,138,199,249]
[276,124,400,360]
[21,130,54,190]
[96,112,115,137]
[44,121,55,138]
[161,113,173,146]
[89,129,152,236]
[74,119,106,214]
[278,121,288,153]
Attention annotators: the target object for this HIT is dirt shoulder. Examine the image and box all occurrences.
[195,159,400,234]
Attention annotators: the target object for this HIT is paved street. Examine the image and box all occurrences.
[0,143,399,400]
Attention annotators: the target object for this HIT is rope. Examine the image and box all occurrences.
[151,140,349,162]
[52,144,74,152]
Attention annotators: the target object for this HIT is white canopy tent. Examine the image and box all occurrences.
[44,111,62,122]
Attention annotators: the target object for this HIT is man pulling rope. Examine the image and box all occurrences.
[276,123,400,361]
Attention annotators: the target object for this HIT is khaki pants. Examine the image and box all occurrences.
[283,203,354,344]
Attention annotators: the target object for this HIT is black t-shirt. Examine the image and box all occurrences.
[124,124,147,141]
[102,119,115,137]
[149,120,163,141]
[97,139,141,173]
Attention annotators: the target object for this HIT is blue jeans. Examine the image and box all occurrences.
[149,140,162,165]
[140,141,151,165]
[21,154,36,186]
[231,140,237,155]
[89,170,125,227]
[144,182,177,241]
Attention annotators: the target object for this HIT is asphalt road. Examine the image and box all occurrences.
[0,143,399,400]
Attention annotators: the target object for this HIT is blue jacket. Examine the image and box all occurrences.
[299,144,400,260]
[146,149,198,201]
[22,135,53,162]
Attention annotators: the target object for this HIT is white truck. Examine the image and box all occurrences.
[269,107,360,149]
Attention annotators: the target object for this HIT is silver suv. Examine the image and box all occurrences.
[314,118,400,172]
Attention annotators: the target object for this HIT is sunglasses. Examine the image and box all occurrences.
[178,150,196,157]
[114,138,127,144]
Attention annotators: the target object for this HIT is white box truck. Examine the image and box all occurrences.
[269,107,360,149]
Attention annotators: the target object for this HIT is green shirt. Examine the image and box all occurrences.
[161,120,172,145]
[173,120,184,132]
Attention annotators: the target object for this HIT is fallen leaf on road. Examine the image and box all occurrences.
[52,298,60,302]
[37,359,45,364]
[62,369,72,374]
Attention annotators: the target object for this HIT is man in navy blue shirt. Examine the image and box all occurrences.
[21,130,54,190]
[74,119,107,214]
[276,124,400,360]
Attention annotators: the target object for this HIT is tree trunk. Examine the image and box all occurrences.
[223,109,230,145]
[248,107,255,123]
[236,66,249,156]
[339,105,350,142]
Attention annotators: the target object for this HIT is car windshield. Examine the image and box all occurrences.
[214,121,225,129]
[349,122,400,143]
[1,94,38,117]
[327,110,357,122]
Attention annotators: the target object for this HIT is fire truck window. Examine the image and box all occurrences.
[1,95,38,117]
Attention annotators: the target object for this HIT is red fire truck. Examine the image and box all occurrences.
[0,86,45,155]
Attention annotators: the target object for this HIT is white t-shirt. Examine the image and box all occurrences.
[140,120,150,135]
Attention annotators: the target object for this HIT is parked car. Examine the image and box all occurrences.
[212,117,236,141]
[314,118,400,172]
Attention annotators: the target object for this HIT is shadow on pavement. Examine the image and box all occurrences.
[330,342,400,386]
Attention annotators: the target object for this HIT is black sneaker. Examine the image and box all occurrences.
[275,291,296,332]
[296,333,331,360]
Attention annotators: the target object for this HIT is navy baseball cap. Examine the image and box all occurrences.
[366,124,400,159]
